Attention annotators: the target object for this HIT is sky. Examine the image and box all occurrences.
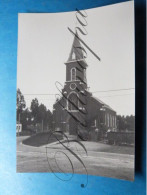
[17,1,135,116]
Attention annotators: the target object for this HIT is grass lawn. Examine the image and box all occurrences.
[22,132,134,155]
[22,131,63,147]
[59,140,134,155]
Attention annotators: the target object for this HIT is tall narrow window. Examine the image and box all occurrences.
[114,116,116,127]
[113,116,115,127]
[107,113,109,127]
[110,115,112,127]
[105,114,107,125]
[68,92,79,111]
[71,68,76,81]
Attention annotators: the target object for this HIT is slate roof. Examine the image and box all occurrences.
[91,96,116,112]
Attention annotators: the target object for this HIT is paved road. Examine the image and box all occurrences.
[17,136,134,181]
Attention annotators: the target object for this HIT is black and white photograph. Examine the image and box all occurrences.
[17,1,135,181]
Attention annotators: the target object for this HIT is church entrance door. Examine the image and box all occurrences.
[68,117,78,135]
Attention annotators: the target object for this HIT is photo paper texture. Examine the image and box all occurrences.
[17,1,135,181]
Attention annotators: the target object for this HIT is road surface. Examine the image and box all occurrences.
[17,136,134,181]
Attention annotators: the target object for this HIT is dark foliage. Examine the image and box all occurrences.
[117,115,135,131]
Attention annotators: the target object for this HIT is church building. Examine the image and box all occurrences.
[52,32,117,140]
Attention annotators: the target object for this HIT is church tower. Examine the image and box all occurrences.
[53,31,117,139]
[65,31,87,86]
[62,31,88,112]
[60,31,88,135]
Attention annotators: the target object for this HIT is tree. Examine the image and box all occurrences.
[46,109,53,130]
[30,98,39,124]
[17,88,26,122]
[37,104,53,130]
[38,104,47,123]
[125,115,135,131]
[117,115,126,130]
[117,115,135,131]
[30,99,53,131]
[20,108,31,129]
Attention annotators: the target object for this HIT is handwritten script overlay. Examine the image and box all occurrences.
[46,9,100,188]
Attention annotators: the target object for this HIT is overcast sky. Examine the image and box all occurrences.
[17,1,135,116]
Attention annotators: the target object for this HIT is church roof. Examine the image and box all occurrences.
[53,92,116,113]
[92,96,116,112]
[85,90,116,112]
[67,31,85,62]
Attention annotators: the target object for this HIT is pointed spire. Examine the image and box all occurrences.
[67,31,84,62]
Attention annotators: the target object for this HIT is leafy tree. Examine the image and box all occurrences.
[117,115,126,130]
[37,104,53,130]
[46,109,53,129]
[30,98,39,124]
[30,99,53,131]
[117,115,135,131]
[17,88,26,122]
[20,108,31,129]
[125,115,135,131]
[38,104,47,123]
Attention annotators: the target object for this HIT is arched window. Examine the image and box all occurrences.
[68,92,79,111]
[113,116,114,127]
[107,113,109,127]
[105,114,107,125]
[71,68,76,81]
[114,116,116,127]
[110,115,112,127]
